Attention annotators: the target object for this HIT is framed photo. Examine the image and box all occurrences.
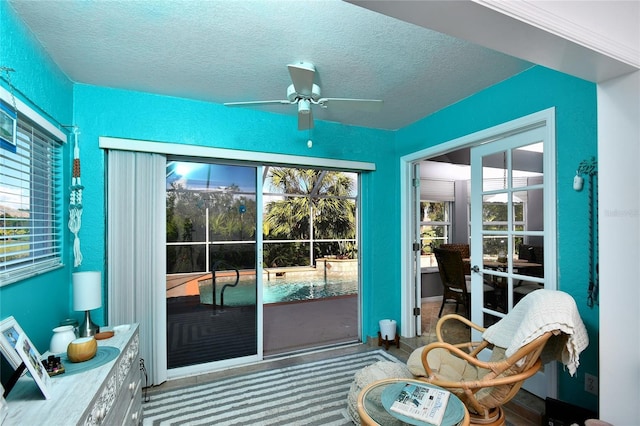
[0,316,50,399]
[15,333,50,399]
[0,101,17,151]
[0,316,25,369]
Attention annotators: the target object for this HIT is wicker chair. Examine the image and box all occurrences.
[434,247,493,317]
[514,244,545,304]
[517,244,544,277]
[433,247,470,317]
[407,289,589,426]
[439,243,471,275]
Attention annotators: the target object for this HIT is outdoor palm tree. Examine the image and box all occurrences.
[263,167,356,266]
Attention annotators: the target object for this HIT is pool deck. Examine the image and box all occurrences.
[167,293,359,367]
[166,271,360,365]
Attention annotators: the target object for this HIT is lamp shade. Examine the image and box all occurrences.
[73,271,102,311]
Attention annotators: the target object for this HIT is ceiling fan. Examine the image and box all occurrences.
[224,62,383,130]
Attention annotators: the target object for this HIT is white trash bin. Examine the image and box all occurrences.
[379,319,397,340]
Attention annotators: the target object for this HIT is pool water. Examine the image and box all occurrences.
[198,276,357,306]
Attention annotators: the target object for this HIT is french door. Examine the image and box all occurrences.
[470,121,555,397]
[411,163,423,335]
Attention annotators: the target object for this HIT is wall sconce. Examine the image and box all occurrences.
[573,172,584,191]
[73,271,102,337]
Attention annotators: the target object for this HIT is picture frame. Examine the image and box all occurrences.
[0,316,50,399]
[0,316,25,369]
[15,332,51,399]
[0,101,17,151]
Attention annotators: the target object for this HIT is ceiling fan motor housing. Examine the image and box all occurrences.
[287,84,321,102]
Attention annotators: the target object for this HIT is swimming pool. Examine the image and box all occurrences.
[198,276,357,306]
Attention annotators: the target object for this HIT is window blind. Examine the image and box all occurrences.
[420,178,455,201]
[466,177,530,202]
[0,116,63,285]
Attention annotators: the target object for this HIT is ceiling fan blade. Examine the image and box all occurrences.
[318,98,383,112]
[224,100,292,107]
[288,62,315,96]
[298,108,314,131]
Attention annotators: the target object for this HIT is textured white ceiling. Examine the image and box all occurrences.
[7,0,533,130]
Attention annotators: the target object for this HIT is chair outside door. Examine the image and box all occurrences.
[434,247,471,317]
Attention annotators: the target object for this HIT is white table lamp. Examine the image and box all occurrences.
[73,271,102,337]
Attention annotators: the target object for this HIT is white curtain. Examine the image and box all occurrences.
[107,150,167,385]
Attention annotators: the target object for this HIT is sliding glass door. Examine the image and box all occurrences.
[261,167,360,356]
[165,161,257,369]
[165,160,360,369]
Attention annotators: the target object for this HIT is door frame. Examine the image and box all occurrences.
[399,107,557,398]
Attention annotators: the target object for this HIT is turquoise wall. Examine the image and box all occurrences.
[0,1,74,351]
[395,66,598,409]
[2,3,597,411]
[71,84,396,329]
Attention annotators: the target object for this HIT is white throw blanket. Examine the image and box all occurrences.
[482,289,589,376]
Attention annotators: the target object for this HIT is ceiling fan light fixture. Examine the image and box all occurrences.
[311,84,321,101]
[298,99,311,115]
[286,84,297,102]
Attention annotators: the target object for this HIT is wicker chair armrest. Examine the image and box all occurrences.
[420,341,493,377]
[418,357,543,391]
[435,313,486,342]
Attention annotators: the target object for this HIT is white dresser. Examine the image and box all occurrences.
[4,324,142,425]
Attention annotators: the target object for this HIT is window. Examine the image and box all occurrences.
[419,200,451,267]
[0,111,63,285]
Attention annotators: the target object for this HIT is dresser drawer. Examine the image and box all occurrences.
[122,377,142,426]
[104,356,141,425]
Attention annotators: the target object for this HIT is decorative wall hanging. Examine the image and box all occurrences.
[69,127,84,267]
[574,157,598,307]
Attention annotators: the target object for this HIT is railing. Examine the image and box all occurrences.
[211,259,240,315]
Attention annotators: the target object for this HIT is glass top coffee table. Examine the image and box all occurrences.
[357,378,470,426]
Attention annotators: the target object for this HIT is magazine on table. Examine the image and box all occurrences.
[390,383,450,425]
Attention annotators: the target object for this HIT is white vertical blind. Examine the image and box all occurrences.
[107,150,167,385]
